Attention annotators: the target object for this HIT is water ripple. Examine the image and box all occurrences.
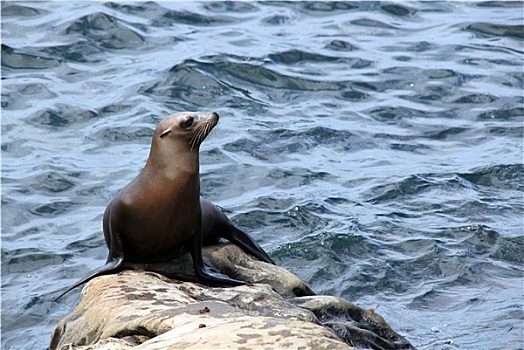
[2,2,523,350]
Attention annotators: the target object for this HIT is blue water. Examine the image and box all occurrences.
[2,2,523,349]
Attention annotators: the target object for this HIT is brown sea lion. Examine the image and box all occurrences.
[55,112,274,301]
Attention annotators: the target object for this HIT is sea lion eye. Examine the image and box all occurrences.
[181,117,194,129]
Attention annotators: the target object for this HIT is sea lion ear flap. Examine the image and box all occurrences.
[160,127,172,139]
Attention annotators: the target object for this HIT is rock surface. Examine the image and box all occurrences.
[51,244,415,350]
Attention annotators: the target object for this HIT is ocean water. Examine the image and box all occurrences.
[1,2,523,349]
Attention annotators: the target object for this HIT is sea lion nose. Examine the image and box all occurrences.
[212,112,219,121]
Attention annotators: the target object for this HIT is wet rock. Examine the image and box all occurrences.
[50,244,415,350]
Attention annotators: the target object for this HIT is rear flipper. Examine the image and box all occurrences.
[196,261,246,286]
[225,226,275,265]
[53,257,124,302]
[187,230,246,286]
[200,198,275,265]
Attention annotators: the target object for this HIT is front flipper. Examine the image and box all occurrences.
[54,206,125,302]
[53,257,124,301]
[188,231,245,286]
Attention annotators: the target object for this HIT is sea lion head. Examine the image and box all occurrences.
[155,111,219,151]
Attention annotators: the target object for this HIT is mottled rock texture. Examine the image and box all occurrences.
[51,244,415,350]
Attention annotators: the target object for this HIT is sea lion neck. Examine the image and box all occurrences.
[145,143,200,178]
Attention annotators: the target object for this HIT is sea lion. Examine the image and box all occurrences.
[54,111,274,301]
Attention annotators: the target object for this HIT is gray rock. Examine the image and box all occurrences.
[50,244,415,350]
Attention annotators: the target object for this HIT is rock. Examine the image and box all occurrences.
[50,244,415,350]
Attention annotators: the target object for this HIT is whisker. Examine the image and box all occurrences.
[189,130,199,150]
[189,119,215,151]
[190,123,204,149]
[199,123,209,145]
[190,121,207,151]
[190,131,198,151]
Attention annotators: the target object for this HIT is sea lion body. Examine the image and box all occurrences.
[55,112,274,301]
